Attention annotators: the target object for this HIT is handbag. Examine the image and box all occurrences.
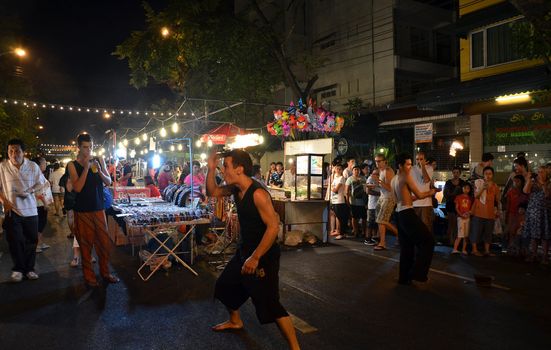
[41,180,54,206]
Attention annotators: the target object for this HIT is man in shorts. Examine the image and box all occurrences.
[373,154,398,250]
[206,150,300,350]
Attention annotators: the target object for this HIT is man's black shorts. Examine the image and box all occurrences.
[214,245,288,324]
[350,205,367,219]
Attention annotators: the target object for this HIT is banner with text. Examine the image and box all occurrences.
[415,123,433,144]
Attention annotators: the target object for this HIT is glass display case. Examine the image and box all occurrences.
[294,154,325,200]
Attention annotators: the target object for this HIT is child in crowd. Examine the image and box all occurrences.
[452,183,472,255]
[509,203,527,257]
[505,175,528,252]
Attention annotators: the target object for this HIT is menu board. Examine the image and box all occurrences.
[296,155,309,174]
[310,155,323,175]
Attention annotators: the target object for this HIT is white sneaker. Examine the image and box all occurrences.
[40,243,50,250]
[10,271,23,282]
[70,257,80,267]
[35,247,43,253]
[26,271,39,280]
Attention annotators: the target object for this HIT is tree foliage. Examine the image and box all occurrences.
[114,0,282,103]
[510,0,551,68]
[115,0,326,128]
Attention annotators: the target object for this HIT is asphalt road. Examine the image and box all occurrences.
[1,213,550,350]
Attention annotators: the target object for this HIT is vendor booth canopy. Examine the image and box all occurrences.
[199,123,245,145]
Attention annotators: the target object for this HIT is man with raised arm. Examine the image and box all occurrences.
[67,133,117,289]
[391,153,437,285]
[207,149,300,350]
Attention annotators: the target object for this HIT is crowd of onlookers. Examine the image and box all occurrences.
[2,138,549,286]
[324,151,551,264]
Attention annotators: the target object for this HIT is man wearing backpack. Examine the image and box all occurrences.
[345,165,368,238]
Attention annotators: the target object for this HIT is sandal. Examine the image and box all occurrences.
[102,275,120,284]
[374,245,386,251]
[329,230,340,237]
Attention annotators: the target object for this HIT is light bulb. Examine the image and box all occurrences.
[207,140,213,147]
[123,139,128,147]
[142,133,148,141]
[177,144,183,151]
[160,127,167,137]
[170,145,175,151]
[172,122,179,133]
[134,137,140,145]
[158,148,163,154]
[196,140,202,148]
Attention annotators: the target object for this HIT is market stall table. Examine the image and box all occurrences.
[132,218,210,281]
[113,200,212,281]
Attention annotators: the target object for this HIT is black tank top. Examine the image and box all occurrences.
[234,180,274,252]
[73,161,104,212]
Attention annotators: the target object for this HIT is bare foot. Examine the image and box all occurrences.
[212,320,244,332]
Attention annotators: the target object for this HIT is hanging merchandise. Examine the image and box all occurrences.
[266,99,345,138]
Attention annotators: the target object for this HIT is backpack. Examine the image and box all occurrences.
[351,179,367,204]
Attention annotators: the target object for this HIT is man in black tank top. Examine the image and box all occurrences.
[206,149,300,350]
[67,133,118,291]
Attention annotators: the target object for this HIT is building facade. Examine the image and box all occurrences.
[418,0,551,180]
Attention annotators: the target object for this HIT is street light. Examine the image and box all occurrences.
[161,27,170,38]
[0,47,27,58]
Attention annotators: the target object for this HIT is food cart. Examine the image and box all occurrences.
[271,138,334,243]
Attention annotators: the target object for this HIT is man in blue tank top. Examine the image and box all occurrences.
[206,149,300,350]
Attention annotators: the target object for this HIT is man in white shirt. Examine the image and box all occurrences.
[342,157,356,179]
[0,139,46,282]
[412,151,434,234]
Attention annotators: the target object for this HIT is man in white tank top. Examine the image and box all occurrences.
[391,153,437,285]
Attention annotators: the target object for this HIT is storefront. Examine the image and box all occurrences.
[483,106,551,179]
[378,113,471,181]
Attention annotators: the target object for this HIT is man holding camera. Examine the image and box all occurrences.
[67,133,117,288]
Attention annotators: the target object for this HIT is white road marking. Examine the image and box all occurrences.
[289,313,318,334]
[350,248,511,291]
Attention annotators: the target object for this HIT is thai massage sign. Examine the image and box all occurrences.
[485,110,551,146]
[415,123,433,143]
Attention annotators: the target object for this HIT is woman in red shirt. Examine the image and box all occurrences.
[144,175,161,197]
[470,167,500,256]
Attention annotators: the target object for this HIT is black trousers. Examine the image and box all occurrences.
[3,212,39,273]
[214,245,288,324]
[396,208,434,283]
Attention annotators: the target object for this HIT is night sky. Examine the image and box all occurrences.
[5,0,171,144]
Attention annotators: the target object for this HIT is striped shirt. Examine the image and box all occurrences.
[0,158,46,217]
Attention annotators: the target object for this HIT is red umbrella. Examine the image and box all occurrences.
[199,123,245,145]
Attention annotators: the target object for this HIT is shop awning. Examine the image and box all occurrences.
[454,2,519,38]
[416,65,551,110]
[379,113,459,126]
[199,123,245,145]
